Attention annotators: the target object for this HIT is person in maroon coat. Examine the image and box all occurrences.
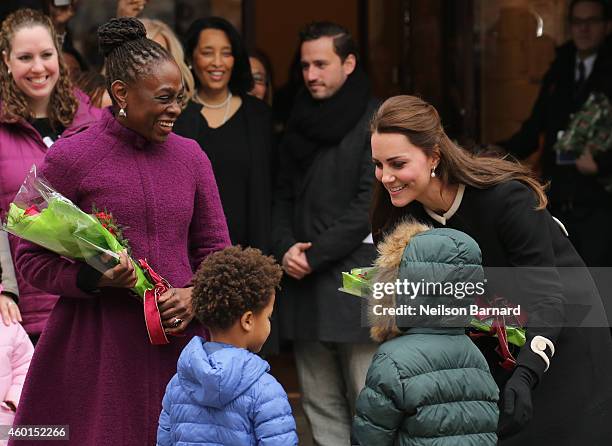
[9,18,230,445]
[0,8,101,343]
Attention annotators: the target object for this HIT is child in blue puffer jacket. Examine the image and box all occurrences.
[157,246,298,446]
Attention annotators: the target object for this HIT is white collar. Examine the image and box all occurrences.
[424,184,465,225]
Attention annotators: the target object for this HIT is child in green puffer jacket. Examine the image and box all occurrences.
[353,221,499,446]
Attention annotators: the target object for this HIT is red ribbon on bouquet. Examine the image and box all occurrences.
[470,296,527,371]
[139,259,170,345]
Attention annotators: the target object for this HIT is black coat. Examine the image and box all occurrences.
[501,41,612,209]
[405,181,612,445]
[272,99,379,343]
[174,95,273,253]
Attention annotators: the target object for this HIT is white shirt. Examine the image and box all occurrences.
[575,54,597,81]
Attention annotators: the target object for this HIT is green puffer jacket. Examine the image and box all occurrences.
[353,221,499,446]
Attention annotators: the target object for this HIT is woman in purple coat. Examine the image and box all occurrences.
[0,9,101,343]
[9,18,230,445]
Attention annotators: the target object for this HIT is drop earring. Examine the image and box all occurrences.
[431,166,436,178]
[118,108,127,118]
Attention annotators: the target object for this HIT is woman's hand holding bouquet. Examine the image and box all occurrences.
[3,166,176,344]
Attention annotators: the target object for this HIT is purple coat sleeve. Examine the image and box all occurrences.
[186,150,231,281]
[14,142,95,299]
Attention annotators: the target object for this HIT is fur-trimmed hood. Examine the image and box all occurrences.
[369,220,430,342]
[369,220,484,343]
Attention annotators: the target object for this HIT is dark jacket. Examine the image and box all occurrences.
[174,95,273,253]
[272,98,379,343]
[403,181,612,445]
[500,41,612,209]
[353,222,499,446]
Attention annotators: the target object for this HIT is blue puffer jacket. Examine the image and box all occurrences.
[157,337,298,446]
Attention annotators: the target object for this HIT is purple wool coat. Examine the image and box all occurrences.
[9,109,230,445]
[0,90,101,336]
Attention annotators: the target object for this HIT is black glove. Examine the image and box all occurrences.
[497,365,539,438]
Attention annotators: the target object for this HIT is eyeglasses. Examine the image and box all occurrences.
[252,72,268,85]
[570,16,605,26]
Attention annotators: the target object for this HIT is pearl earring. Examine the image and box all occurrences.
[118,108,127,118]
[431,166,437,178]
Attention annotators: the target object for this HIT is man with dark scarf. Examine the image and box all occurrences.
[272,21,379,445]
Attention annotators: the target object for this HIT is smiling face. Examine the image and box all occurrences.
[192,28,234,94]
[372,132,440,208]
[3,25,60,113]
[113,59,184,143]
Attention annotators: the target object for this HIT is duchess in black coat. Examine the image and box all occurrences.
[370,95,612,445]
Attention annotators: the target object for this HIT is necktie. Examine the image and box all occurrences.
[575,60,586,99]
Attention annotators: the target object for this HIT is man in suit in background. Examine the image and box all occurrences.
[500,0,612,267]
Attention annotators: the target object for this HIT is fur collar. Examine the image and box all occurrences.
[369,220,431,343]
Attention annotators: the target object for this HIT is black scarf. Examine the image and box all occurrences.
[283,67,371,170]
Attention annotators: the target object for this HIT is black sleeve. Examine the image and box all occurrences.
[495,182,565,379]
[594,150,612,176]
[305,137,374,272]
[271,143,298,261]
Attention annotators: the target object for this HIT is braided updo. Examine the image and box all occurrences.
[98,17,173,103]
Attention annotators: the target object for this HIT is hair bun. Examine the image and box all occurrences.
[98,17,147,57]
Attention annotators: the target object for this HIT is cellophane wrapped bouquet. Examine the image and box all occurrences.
[3,166,171,344]
[341,267,525,369]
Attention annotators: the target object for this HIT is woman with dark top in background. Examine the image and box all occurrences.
[174,17,273,253]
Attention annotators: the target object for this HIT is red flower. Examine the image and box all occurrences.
[24,205,40,216]
[96,212,111,221]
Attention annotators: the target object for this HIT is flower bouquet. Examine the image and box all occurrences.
[3,166,171,345]
[554,92,612,158]
[554,91,612,191]
[340,267,377,297]
[340,268,526,369]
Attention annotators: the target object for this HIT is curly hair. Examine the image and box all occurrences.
[0,9,77,128]
[192,246,283,330]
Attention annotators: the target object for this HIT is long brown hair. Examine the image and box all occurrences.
[0,9,77,128]
[370,95,547,241]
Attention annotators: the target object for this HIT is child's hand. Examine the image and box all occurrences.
[0,293,21,326]
[158,287,195,335]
